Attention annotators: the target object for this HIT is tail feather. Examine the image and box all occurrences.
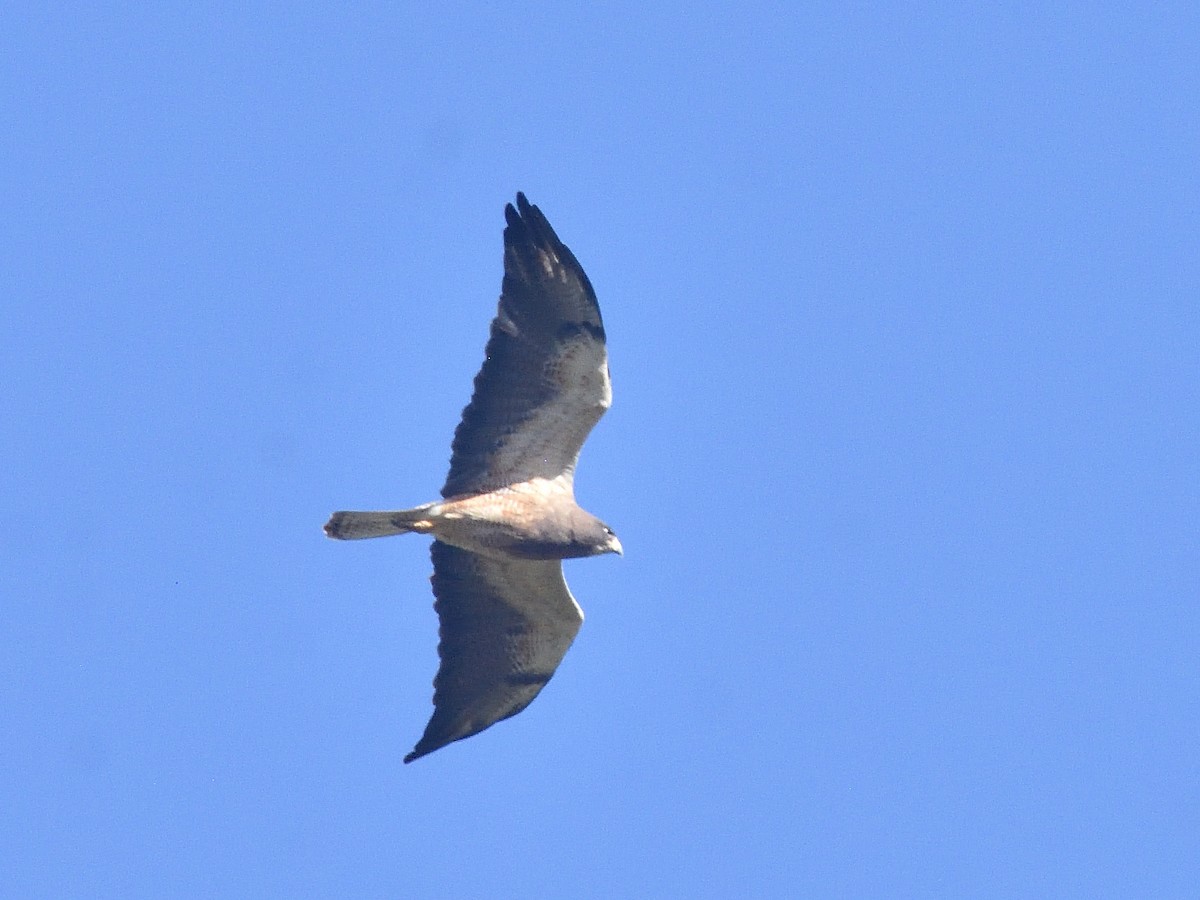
[324,507,434,540]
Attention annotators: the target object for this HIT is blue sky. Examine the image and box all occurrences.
[4,3,1198,897]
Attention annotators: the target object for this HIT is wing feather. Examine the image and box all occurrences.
[404,540,584,763]
[442,193,611,498]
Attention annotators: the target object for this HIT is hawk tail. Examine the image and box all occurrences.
[323,506,435,540]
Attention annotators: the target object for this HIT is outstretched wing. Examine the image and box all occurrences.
[404,540,585,763]
[442,193,611,498]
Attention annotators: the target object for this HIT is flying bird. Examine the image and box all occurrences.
[325,193,621,763]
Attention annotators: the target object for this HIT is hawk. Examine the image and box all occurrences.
[325,193,621,763]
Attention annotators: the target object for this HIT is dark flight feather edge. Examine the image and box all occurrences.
[503,192,605,337]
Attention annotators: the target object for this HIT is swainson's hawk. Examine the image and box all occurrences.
[325,193,620,763]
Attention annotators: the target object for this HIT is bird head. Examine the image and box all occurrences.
[600,523,623,556]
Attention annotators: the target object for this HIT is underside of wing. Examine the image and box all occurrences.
[442,193,611,498]
[404,540,585,763]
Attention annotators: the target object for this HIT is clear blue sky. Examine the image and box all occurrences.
[4,4,1198,897]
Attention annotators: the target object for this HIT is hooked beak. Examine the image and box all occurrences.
[607,534,624,556]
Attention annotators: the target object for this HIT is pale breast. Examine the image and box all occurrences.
[429,478,579,558]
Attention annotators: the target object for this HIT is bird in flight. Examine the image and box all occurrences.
[325,193,621,763]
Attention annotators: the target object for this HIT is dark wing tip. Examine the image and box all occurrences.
[503,192,558,245]
[404,725,450,764]
[504,192,533,228]
[500,191,600,318]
